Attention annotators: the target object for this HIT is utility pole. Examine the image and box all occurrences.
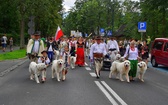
[111,0,115,34]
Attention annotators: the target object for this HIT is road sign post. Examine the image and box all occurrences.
[138,22,147,41]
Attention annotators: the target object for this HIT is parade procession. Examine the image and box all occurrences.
[26,28,148,83]
[1,0,168,105]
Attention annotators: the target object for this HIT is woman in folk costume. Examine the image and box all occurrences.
[75,37,85,67]
[27,31,45,62]
[124,40,140,81]
[69,37,76,57]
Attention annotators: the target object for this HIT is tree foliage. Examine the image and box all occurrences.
[63,0,168,39]
[0,0,63,47]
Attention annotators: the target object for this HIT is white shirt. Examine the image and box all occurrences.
[48,44,53,51]
[90,43,107,59]
[33,40,40,53]
[102,42,108,51]
[2,36,7,44]
[124,47,138,60]
[38,57,50,65]
[107,40,119,52]
[69,41,76,49]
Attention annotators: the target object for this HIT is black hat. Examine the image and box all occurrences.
[33,31,41,36]
[95,36,102,40]
[41,50,47,54]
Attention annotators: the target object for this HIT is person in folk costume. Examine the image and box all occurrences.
[69,37,76,57]
[60,36,68,57]
[27,31,45,62]
[90,36,107,78]
[52,37,59,50]
[118,41,125,56]
[38,50,50,83]
[140,41,149,66]
[101,37,108,53]
[107,36,120,61]
[124,40,140,81]
[85,38,90,57]
[75,37,85,67]
[46,37,55,63]
[60,45,70,81]
[107,36,120,53]
[88,37,96,67]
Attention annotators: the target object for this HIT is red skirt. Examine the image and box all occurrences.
[75,48,85,66]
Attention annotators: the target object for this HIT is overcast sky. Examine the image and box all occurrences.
[63,0,76,12]
[63,0,139,12]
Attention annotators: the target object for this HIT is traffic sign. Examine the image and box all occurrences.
[100,28,105,33]
[138,22,147,32]
[107,30,112,36]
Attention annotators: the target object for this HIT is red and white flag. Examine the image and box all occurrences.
[55,26,64,41]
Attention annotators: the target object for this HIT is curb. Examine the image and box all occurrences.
[0,56,27,62]
[0,59,28,77]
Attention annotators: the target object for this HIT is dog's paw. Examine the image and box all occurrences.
[120,79,124,82]
[127,80,130,83]
[37,82,40,83]
[116,77,119,79]
[109,74,112,78]
[141,79,144,82]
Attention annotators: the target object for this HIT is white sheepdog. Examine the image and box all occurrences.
[109,60,131,82]
[137,61,147,82]
[51,59,64,81]
[29,62,47,83]
[70,56,76,69]
[54,50,60,60]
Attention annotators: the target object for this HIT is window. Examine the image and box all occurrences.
[153,41,164,50]
[164,42,168,51]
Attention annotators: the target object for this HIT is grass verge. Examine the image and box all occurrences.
[0,49,26,61]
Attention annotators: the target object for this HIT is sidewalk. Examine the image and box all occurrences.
[0,46,28,77]
[0,46,20,54]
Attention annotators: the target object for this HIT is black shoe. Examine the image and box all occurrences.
[96,76,100,79]
[78,65,82,67]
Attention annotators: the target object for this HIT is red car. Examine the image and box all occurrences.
[151,38,168,67]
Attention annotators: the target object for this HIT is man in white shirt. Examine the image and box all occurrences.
[1,34,7,52]
[90,36,107,78]
[27,31,45,62]
[107,37,119,53]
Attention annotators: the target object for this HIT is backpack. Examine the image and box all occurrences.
[1,37,4,42]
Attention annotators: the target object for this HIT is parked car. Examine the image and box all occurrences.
[151,38,168,67]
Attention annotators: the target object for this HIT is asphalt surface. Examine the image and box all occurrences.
[0,57,168,105]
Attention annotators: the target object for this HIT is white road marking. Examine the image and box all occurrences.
[85,67,92,71]
[95,81,118,105]
[90,73,96,77]
[101,81,127,105]
[85,62,88,66]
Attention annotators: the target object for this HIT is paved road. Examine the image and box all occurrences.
[0,59,168,105]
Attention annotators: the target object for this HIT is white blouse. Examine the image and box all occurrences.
[124,47,139,60]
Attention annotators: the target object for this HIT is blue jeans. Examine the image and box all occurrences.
[47,51,54,62]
